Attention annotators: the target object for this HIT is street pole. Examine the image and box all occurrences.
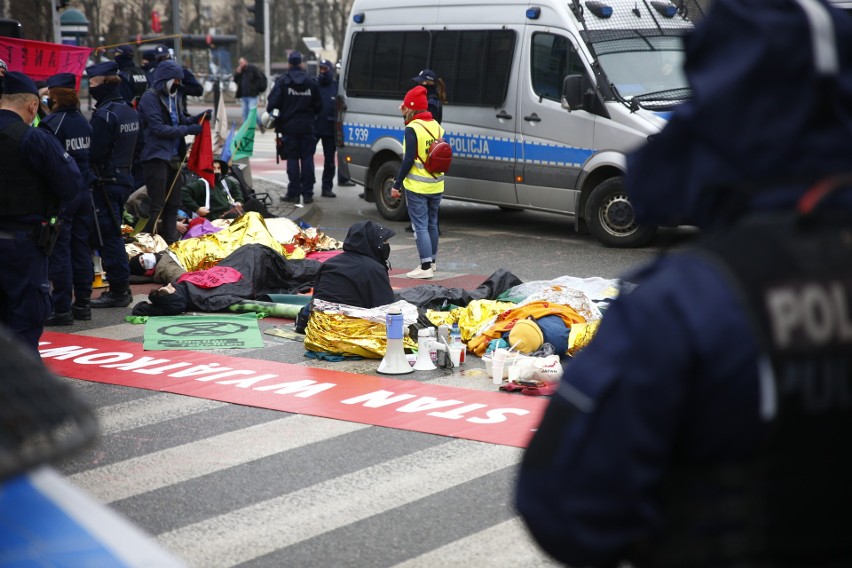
[50,0,61,44]
[263,0,271,83]
[172,0,182,64]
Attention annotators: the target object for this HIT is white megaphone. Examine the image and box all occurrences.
[412,328,437,371]
[378,308,413,375]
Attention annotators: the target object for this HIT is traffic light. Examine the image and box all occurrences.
[247,0,264,34]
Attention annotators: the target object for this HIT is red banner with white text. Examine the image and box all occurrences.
[0,36,91,82]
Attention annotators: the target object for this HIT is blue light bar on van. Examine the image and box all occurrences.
[650,1,677,17]
[526,7,541,19]
[585,1,613,18]
[353,12,365,24]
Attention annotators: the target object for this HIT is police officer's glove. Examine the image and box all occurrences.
[196,109,213,122]
[182,124,203,136]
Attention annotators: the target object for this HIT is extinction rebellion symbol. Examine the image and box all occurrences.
[157,322,250,337]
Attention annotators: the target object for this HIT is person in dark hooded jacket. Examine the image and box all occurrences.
[137,60,209,245]
[266,51,322,204]
[294,220,396,332]
[515,1,852,567]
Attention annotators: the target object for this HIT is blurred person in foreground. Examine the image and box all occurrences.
[0,72,81,352]
[516,1,852,566]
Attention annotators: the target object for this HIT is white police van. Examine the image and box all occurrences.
[337,0,705,247]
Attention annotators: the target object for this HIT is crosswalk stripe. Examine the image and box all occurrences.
[393,517,560,568]
[157,440,522,567]
[95,394,228,435]
[68,415,369,503]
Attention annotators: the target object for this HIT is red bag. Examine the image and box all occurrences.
[419,123,453,176]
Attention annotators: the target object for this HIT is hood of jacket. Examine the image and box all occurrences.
[152,60,184,92]
[284,67,309,86]
[342,220,395,266]
[626,0,852,229]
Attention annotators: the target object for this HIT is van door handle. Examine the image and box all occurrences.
[524,113,542,122]
[496,110,512,120]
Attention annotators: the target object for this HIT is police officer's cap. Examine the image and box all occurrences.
[114,45,134,57]
[319,59,333,70]
[86,61,119,78]
[46,72,76,89]
[154,45,171,60]
[288,51,302,65]
[3,72,38,95]
[411,69,437,83]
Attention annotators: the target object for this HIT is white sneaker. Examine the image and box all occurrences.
[406,266,434,279]
[432,262,437,272]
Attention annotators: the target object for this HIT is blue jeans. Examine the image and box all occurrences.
[240,96,261,125]
[405,190,442,264]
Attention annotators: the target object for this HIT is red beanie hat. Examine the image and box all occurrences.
[402,85,428,111]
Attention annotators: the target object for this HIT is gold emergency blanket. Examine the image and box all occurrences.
[125,232,170,258]
[467,300,587,357]
[170,212,302,271]
[304,299,419,358]
[304,312,417,358]
[567,320,601,356]
[426,299,517,342]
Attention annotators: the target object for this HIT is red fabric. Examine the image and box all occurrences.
[0,37,90,83]
[305,250,344,263]
[187,119,215,187]
[177,266,242,289]
[403,86,428,111]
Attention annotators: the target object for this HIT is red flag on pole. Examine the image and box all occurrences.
[187,119,215,188]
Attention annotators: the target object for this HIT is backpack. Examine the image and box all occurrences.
[256,69,268,93]
[418,122,453,176]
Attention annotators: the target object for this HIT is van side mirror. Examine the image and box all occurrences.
[561,74,590,111]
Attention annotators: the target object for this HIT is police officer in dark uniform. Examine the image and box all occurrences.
[86,62,140,309]
[113,44,148,107]
[314,59,339,199]
[266,51,322,204]
[516,1,852,566]
[0,72,81,352]
[39,72,95,326]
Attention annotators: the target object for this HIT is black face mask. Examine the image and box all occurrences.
[89,84,113,101]
[214,173,223,184]
[379,242,391,270]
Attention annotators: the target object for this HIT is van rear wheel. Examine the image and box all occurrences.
[585,177,655,248]
[374,161,408,222]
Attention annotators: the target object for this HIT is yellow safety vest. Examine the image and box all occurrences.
[402,118,445,195]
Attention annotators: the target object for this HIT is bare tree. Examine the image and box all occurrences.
[10,0,52,42]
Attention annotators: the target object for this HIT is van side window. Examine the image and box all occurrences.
[432,30,515,106]
[531,33,586,102]
[345,29,515,106]
[347,31,430,96]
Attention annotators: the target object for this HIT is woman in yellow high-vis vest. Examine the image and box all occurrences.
[390,86,445,279]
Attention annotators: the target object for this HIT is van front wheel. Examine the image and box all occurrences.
[374,161,408,222]
[585,178,655,248]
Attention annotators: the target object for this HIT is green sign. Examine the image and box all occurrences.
[143,313,264,351]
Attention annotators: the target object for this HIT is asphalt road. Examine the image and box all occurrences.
[44,116,696,567]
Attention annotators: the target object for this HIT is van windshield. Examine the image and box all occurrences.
[593,36,688,103]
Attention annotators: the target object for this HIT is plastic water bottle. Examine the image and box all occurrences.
[450,323,465,364]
